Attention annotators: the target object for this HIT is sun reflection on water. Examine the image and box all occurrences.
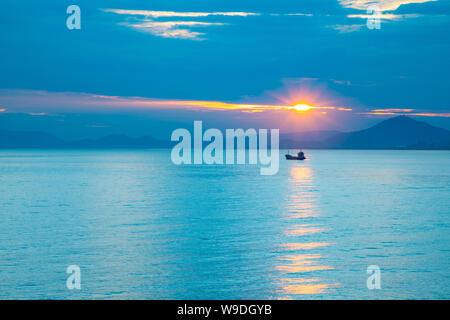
[279,242,332,251]
[276,254,334,273]
[283,224,326,236]
[283,167,317,219]
[279,278,340,295]
[275,164,340,299]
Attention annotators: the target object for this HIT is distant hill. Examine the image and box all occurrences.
[0,130,66,148]
[69,134,168,148]
[322,116,450,149]
[280,130,341,148]
[0,132,169,149]
[0,116,449,149]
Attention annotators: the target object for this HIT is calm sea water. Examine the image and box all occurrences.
[0,149,449,299]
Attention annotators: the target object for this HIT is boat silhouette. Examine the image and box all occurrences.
[285,150,306,160]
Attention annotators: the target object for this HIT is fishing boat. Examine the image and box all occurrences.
[285,150,306,160]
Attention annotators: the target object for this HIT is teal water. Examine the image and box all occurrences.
[0,149,449,299]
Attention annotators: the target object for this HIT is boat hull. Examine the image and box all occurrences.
[285,155,306,160]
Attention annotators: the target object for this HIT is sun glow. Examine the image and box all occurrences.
[0,88,355,122]
[290,104,314,112]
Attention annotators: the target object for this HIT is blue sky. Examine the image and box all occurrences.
[0,0,449,138]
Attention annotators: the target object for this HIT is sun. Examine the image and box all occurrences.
[291,104,314,112]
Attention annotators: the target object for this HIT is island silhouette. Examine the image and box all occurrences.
[1,116,449,150]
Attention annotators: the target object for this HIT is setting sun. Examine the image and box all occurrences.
[291,104,314,112]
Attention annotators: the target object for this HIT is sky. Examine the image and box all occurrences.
[0,0,449,139]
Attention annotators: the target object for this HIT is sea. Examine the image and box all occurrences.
[0,149,449,299]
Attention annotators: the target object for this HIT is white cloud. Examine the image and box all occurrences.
[102,9,258,40]
[101,9,259,18]
[126,21,225,40]
[347,13,421,20]
[285,13,314,17]
[338,0,436,11]
[329,24,365,33]
[332,0,435,33]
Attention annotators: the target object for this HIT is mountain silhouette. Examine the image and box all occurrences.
[0,116,449,149]
[322,116,450,149]
[0,130,66,148]
[0,132,169,149]
[69,134,168,148]
[280,130,341,148]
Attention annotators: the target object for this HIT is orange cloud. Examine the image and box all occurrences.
[362,108,450,117]
[0,89,353,114]
[372,108,415,112]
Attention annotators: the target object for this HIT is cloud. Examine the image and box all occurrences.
[102,5,436,39]
[298,78,320,81]
[372,108,415,112]
[328,79,376,87]
[101,9,259,18]
[362,108,450,117]
[329,0,436,33]
[330,79,352,85]
[329,24,365,33]
[285,13,314,17]
[347,13,421,20]
[338,0,437,11]
[126,21,225,40]
[0,89,353,114]
[102,9,259,40]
